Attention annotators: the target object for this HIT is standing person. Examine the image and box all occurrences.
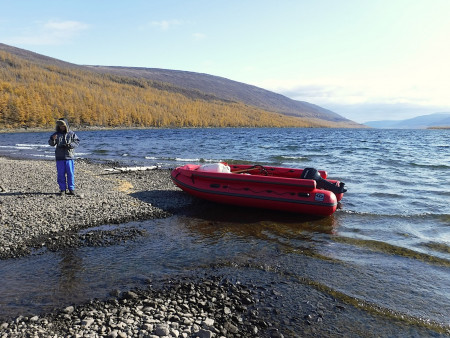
[48,118,80,195]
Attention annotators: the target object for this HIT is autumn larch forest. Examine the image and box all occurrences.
[0,50,349,130]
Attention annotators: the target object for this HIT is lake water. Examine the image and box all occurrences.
[0,128,449,335]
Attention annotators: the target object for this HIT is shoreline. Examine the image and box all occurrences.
[1,156,448,337]
[0,125,367,135]
[0,126,164,134]
[0,156,184,260]
[0,156,284,337]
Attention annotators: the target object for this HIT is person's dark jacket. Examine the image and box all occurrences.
[48,118,80,160]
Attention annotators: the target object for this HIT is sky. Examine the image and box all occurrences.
[1,0,450,123]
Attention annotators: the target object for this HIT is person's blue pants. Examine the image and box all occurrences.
[56,160,75,191]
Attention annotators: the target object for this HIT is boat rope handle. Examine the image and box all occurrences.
[232,165,269,176]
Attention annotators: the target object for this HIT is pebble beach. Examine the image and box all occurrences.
[0,157,178,260]
[0,157,282,337]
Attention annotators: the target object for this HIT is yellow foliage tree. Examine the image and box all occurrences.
[0,50,344,129]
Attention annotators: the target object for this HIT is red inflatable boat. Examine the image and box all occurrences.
[171,163,346,216]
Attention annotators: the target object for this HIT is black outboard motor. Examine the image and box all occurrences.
[301,168,347,195]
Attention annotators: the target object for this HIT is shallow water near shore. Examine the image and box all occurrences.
[0,128,449,334]
[1,206,449,334]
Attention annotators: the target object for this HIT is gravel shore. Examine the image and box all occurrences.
[0,275,273,338]
[0,157,186,260]
[0,157,280,337]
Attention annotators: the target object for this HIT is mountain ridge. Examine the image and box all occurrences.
[87,65,349,123]
[364,113,450,129]
[0,43,361,128]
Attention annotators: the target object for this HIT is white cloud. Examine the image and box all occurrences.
[151,19,182,31]
[192,32,206,40]
[3,20,89,46]
[254,77,450,123]
[44,20,89,34]
[326,102,450,123]
[263,74,448,105]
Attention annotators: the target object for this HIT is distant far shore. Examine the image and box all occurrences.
[0,126,160,133]
[0,125,363,134]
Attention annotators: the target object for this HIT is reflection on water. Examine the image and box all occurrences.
[0,201,449,334]
[177,201,339,237]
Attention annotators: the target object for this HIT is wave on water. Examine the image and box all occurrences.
[0,143,54,159]
[422,241,450,254]
[270,155,311,163]
[0,143,51,150]
[144,156,221,163]
[222,158,267,165]
[290,274,450,334]
[219,259,450,334]
[333,236,450,267]
[173,157,198,162]
[0,145,29,149]
[409,162,450,169]
[0,144,46,150]
[369,192,405,198]
[16,143,50,148]
[340,209,449,221]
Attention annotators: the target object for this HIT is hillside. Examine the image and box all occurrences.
[0,43,360,129]
[88,66,348,123]
[364,113,450,129]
